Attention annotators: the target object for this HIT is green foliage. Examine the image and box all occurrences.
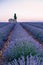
[15,41,43,58]
[14,13,17,20]
[4,41,43,62]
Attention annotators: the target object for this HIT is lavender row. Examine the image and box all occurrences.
[0,22,10,28]
[3,55,43,65]
[3,54,43,65]
[3,23,43,64]
[0,23,16,50]
[3,41,43,62]
[27,23,43,29]
[20,22,43,29]
[20,23,43,43]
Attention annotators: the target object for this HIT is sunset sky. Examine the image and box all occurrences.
[0,0,43,22]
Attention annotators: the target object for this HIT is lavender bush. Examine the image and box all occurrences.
[0,23,15,50]
[3,41,43,62]
[21,23,43,43]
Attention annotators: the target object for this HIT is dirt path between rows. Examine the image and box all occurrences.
[0,27,15,65]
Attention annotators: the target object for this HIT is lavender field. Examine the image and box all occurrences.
[0,22,43,65]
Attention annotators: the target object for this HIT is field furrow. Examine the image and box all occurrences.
[0,22,43,65]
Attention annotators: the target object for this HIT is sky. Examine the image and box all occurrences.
[0,0,43,22]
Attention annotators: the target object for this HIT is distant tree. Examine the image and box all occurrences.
[14,13,17,20]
